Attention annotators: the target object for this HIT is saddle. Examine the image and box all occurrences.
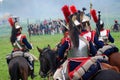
[6,51,33,69]
[7,51,28,59]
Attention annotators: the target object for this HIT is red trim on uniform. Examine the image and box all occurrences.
[100,29,109,37]
[61,38,66,45]
[16,33,21,37]
[80,31,93,42]
[68,57,91,79]
[21,34,26,39]
[61,37,71,51]
[80,31,89,36]
[20,34,26,43]
[106,30,110,36]
[66,37,71,51]
[61,31,71,51]
[100,29,104,31]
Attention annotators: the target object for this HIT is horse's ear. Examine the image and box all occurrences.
[48,44,51,49]
[37,46,42,53]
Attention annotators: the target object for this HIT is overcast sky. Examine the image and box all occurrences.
[0,0,120,20]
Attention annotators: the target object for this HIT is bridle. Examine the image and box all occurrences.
[40,48,54,77]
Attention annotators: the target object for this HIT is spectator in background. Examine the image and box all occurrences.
[113,20,120,32]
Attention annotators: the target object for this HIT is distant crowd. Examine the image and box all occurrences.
[27,19,66,36]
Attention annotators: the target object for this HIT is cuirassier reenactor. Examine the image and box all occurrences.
[6,17,37,79]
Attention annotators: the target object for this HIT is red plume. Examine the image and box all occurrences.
[90,9,98,23]
[61,5,71,23]
[70,5,77,14]
[8,17,14,27]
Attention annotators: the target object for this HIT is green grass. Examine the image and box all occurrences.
[110,32,120,48]
[0,32,120,80]
[0,34,62,80]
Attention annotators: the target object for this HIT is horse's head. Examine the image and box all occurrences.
[37,45,57,78]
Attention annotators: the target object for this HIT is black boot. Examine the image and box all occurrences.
[31,61,37,79]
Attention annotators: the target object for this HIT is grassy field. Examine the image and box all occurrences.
[0,34,62,80]
[0,32,120,80]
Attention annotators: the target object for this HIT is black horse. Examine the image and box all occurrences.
[8,56,31,80]
[37,45,120,80]
[37,45,58,78]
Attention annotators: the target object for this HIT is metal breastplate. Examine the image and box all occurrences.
[99,30,108,44]
[70,38,89,58]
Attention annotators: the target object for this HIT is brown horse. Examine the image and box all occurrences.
[109,52,120,71]
[97,44,120,71]
[8,56,31,80]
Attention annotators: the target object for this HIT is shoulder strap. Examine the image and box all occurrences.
[15,40,23,50]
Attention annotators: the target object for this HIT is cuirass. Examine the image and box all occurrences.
[69,38,89,58]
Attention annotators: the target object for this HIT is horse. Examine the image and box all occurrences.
[37,45,58,78]
[8,56,31,80]
[92,69,120,80]
[97,44,120,72]
[108,52,120,71]
[37,47,120,80]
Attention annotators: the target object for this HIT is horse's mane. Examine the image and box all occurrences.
[68,12,84,48]
[69,23,79,48]
[42,47,57,56]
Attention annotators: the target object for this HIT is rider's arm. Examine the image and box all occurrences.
[58,41,69,59]
[108,33,114,43]
[22,38,32,49]
[89,41,97,56]
[94,35,104,49]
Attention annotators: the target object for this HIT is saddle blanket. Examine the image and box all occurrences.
[67,55,108,80]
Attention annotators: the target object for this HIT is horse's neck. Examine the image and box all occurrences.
[47,51,57,71]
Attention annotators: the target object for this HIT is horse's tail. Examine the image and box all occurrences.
[10,62,19,80]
